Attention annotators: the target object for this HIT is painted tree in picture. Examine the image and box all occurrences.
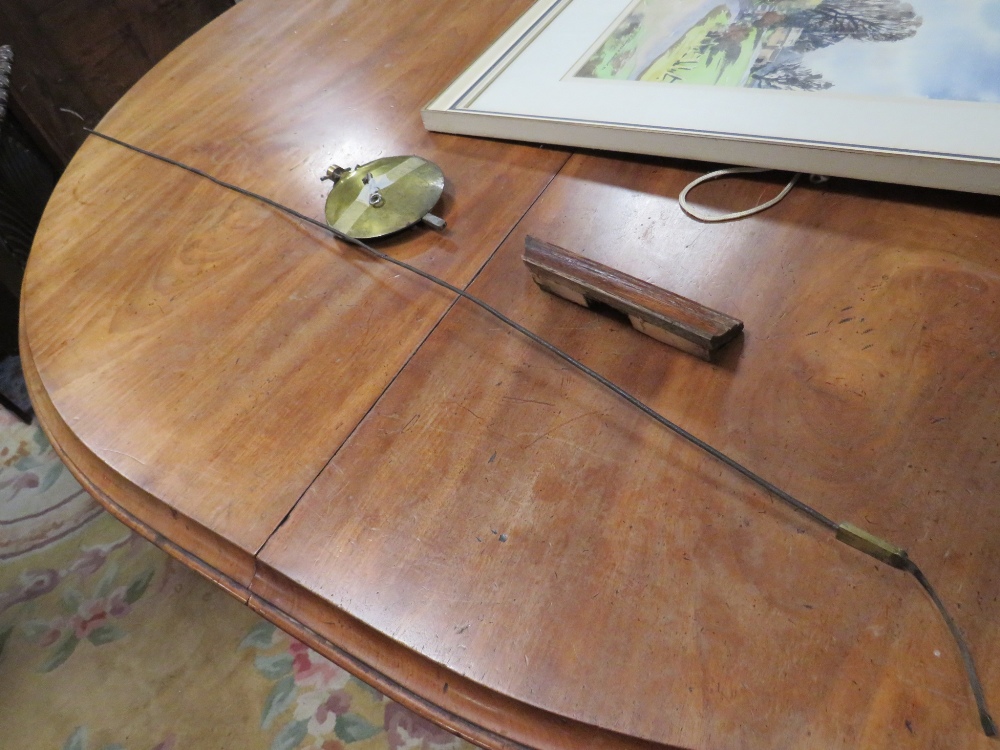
[574,0,1000,102]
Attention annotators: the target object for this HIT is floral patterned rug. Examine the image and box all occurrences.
[0,406,474,750]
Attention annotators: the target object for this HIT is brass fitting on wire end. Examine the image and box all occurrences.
[836,523,910,570]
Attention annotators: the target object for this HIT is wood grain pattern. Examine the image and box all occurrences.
[91,0,560,287]
[523,235,743,359]
[21,0,568,588]
[19,0,1000,748]
[256,154,1000,749]
[21,320,253,600]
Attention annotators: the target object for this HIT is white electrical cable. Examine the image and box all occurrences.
[679,167,807,222]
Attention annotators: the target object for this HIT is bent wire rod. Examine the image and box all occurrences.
[84,127,996,737]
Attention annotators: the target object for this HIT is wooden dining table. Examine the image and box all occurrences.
[19,0,1000,748]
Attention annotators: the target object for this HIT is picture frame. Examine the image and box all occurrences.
[422,0,1000,195]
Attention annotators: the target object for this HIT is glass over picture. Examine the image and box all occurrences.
[572,0,1000,102]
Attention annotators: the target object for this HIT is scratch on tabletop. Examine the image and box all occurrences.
[898,675,965,707]
[684,226,708,250]
[502,396,557,408]
[450,402,484,422]
[101,448,147,466]
[524,410,601,449]
[359,305,377,348]
[539,434,611,463]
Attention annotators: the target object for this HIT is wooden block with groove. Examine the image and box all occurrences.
[523,235,744,361]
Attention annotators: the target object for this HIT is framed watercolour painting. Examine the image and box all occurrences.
[422,0,1000,195]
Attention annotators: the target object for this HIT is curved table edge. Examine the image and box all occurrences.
[20,298,682,750]
[19,314,255,600]
[250,564,679,750]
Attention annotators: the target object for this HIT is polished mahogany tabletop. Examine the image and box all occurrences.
[21,1,1000,748]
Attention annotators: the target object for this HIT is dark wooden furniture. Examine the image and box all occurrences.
[0,0,231,167]
[0,44,10,123]
[20,1,1000,748]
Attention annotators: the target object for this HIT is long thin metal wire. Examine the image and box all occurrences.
[85,129,839,530]
[83,127,995,737]
[904,559,997,736]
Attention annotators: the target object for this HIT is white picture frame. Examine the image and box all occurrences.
[422,0,1000,195]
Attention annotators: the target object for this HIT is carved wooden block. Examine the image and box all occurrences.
[523,235,744,360]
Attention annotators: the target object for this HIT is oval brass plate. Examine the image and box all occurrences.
[324,156,445,240]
